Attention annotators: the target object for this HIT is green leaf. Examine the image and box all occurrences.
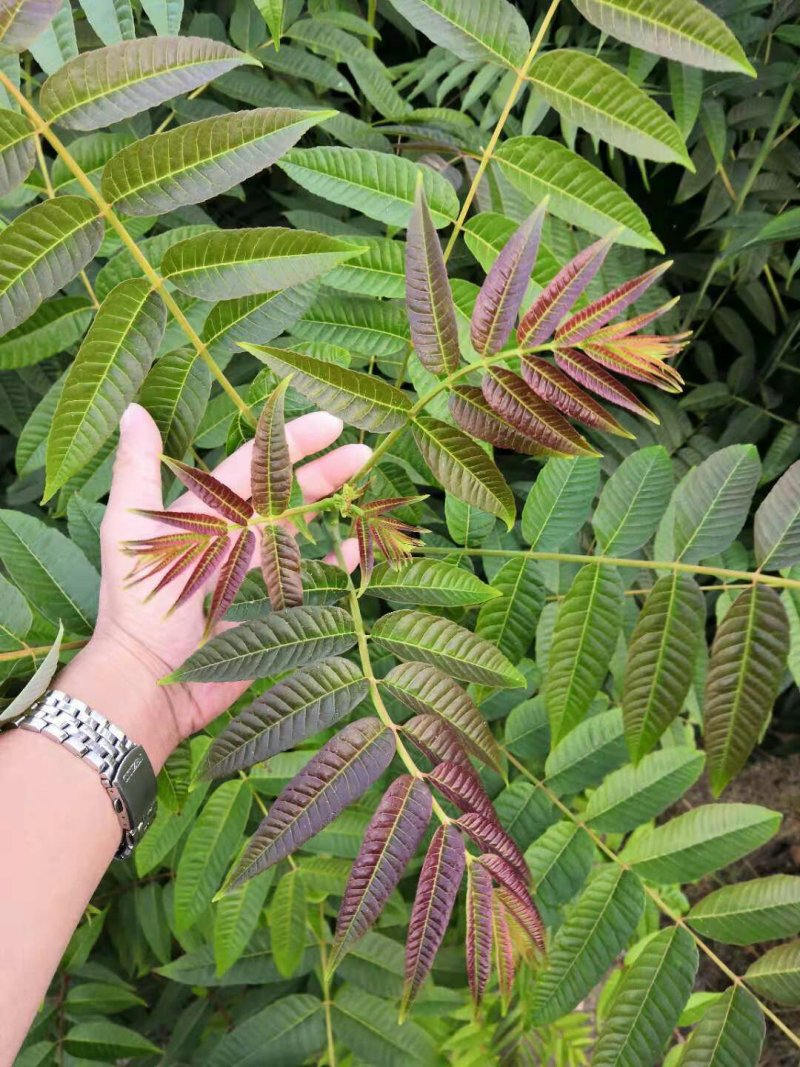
[594,926,698,1066]
[270,868,307,977]
[102,107,334,215]
[334,989,436,1066]
[504,696,550,765]
[475,558,545,666]
[65,980,145,1015]
[0,621,63,723]
[704,585,789,795]
[0,510,98,633]
[140,349,211,460]
[525,821,595,910]
[243,344,411,432]
[544,564,624,744]
[745,941,800,1006]
[44,279,166,500]
[228,560,348,620]
[678,986,764,1066]
[494,780,559,850]
[134,774,209,876]
[585,747,705,833]
[386,0,528,69]
[754,460,800,569]
[293,294,410,356]
[673,444,761,563]
[413,416,515,529]
[593,445,673,555]
[495,136,661,250]
[205,993,326,1067]
[0,196,103,338]
[620,803,782,883]
[77,0,135,44]
[325,236,405,299]
[161,228,365,300]
[545,706,628,796]
[528,50,690,165]
[213,866,273,977]
[531,866,645,1024]
[39,36,256,130]
[521,456,600,550]
[63,1021,161,1060]
[622,574,706,761]
[174,780,252,932]
[372,609,526,688]
[202,283,319,357]
[0,296,93,371]
[366,559,499,607]
[688,875,800,945]
[278,146,459,228]
[169,605,357,683]
[572,0,756,76]
[0,107,34,195]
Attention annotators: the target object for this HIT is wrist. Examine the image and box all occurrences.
[55,635,180,773]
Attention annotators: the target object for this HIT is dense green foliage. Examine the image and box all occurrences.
[0,0,799,1063]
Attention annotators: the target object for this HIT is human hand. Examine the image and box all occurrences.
[56,403,368,771]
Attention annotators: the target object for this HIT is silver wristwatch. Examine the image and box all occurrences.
[15,689,157,859]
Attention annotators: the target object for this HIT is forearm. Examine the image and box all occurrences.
[0,644,172,1064]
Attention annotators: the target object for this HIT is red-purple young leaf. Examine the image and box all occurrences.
[496,886,545,952]
[592,297,679,340]
[205,528,256,635]
[449,386,557,458]
[382,662,502,772]
[203,657,368,778]
[466,860,494,1007]
[361,496,429,518]
[169,536,228,612]
[261,524,303,610]
[406,184,461,375]
[354,516,374,583]
[252,376,292,516]
[581,341,682,391]
[482,368,599,458]
[457,812,528,883]
[141,541,204,596]
[521,356,632,438]
[554,348,658,423]
[124,532,199,557]
[471,203,546,356]
[133,509,229,536]
[402,823,466,1016]
[163,456,253,523]
[555,262,671,345]
[517,233,613,348]
[477,852,531,903]
[492,893,515,1012]
[126,539,200,587]
[228,717,396,888]
[426,760,496,819]
[402,715,470,767]
[331,775,433,971]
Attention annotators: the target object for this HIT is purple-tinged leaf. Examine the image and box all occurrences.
[252,376,292,516]
[0,0,60,52]
[471,204,546,356]
[492,893,516,1011]
[521,356,632,438]
[331,776,433,971]
[554,348,658,423]
[449,386,557,457]
[382,662,502,772]
[229,718,396,888]
[466,861,494,1007]
[581,340,683,391]
[592,297,679,341]
[204,657,368,778]
[134,541,203,592]
[163,456,253,523]
[458,813,528,883]
[517,234,613,348]
[406,185,460,375]
[205,528,256,635]
[354,516,375,582]
[402,824,465,1016]
[555,262,671,345]
[477,852,531,903]
[482,369,599,458]
[496,886,545,952]
[133,509,229,536]
[169,536,227,612]
[402,715,470,767]
[261,524,303,611]
[427,760,496,819]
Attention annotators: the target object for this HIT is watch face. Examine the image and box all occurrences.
[112,745,158,840]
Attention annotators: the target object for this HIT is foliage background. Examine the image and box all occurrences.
[1,0,799,1063]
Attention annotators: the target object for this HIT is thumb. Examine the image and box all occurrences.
[106,403,164,519]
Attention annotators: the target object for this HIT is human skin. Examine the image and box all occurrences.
[0,403,366,1063]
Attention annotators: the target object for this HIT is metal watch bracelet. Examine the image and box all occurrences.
[15,689,157,860]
